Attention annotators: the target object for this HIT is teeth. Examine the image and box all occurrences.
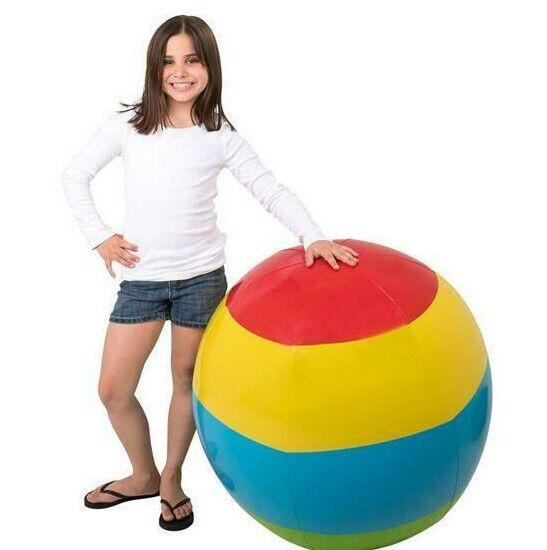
[171,82,194,90]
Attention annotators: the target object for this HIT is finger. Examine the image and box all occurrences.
[305,249,314,267]
[114,252,135,268]
[337,254,359,265]
[341,245,359,256]
[324,253,339,270]
[120,238,139,251]
[105,260,115,278]
[337,251,358,265]
[117,248,140,263]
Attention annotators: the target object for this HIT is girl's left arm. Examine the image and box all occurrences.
[221,124,359,269]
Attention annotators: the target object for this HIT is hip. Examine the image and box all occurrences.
[109,265,228,328]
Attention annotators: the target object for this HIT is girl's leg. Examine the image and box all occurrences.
[160,323,204,520]
[86,319,165,504]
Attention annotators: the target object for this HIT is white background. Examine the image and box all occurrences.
[1,0,545,548]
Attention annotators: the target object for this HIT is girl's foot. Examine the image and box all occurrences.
[85,472,161,505]
[160,469,193,520]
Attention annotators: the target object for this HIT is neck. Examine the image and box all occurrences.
[166,99,196,128]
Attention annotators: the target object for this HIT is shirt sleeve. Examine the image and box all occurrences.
[220,122,328,249]
[61,113,126,250]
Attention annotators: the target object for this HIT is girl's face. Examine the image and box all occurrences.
[162,33,208,105]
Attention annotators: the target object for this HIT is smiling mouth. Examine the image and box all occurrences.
[170,82,195,91]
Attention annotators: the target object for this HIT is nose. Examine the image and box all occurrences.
[172,63,188,77]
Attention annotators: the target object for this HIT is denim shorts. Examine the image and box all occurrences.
[109,265,228,328]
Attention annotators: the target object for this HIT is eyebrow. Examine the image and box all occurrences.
[163,53,197,58]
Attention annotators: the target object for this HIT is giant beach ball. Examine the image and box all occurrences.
[192,239,492,550]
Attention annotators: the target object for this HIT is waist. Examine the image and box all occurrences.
[120,245,226,282]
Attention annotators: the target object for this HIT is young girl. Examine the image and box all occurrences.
[61,14,359,532]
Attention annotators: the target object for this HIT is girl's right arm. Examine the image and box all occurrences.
[61,113,123,249]
[61,113,139,277]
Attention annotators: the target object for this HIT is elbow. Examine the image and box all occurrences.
[60,169,75,197]
[262,187,288,211]
[60,167,92,191]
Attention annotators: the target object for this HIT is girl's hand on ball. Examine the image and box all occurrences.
[305,240,360,269]
[94,234,140,278]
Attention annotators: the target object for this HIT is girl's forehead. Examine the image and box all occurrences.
[165,33,195,53]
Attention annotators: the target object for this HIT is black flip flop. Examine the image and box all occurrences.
[84,480,160,509]
[159,497,194,531]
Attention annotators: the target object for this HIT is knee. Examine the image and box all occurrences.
[98,380,134,409]
[171,361,195,391]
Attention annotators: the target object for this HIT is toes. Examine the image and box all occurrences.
[180,503,192,517]
[171,502,192,519]
[162,504,174,521]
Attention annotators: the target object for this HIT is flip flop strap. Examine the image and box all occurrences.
[100,480,128,499]
[161,497,191,512]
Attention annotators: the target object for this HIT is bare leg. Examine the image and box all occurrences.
[86,320,165,504]
[160,323,204,520]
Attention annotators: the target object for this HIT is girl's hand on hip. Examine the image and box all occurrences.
[305,240,360,270]
[94,234,140,278]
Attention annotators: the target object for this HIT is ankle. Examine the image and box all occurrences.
[132,469,161,483]
[161,466,182,480]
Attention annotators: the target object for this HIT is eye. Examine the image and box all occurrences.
[163,59,172,65]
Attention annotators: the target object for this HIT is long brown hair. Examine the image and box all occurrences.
[118,15,236,135]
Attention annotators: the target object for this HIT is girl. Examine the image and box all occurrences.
[61,15,359,532]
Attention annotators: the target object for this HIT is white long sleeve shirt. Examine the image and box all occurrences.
[61,110,328,281]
